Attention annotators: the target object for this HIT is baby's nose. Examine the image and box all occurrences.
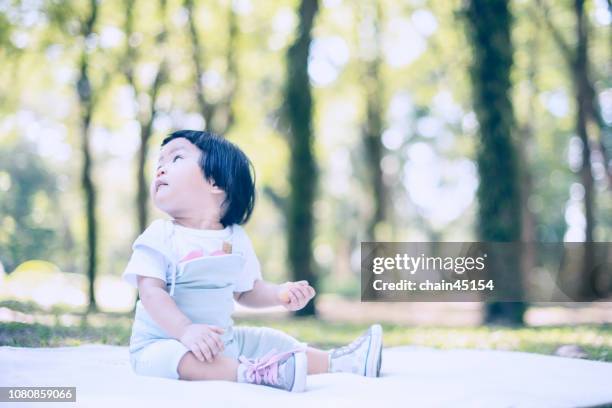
[156,166,166,177]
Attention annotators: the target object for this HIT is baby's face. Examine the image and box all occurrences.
[151,138,223,218]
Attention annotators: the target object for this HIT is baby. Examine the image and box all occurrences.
[123,130,383,392]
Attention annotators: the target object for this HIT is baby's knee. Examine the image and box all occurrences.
[177,352,203,380]
[177,351,237,381]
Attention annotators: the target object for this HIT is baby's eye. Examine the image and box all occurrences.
[173,155,183,162]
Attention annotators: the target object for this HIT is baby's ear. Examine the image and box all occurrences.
[210,181,224,195]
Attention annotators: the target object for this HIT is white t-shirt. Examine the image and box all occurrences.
[122,219,261,293]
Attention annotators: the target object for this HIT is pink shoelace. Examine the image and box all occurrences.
[238,348,305,386]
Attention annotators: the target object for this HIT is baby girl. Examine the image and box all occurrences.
[122,130,383,392]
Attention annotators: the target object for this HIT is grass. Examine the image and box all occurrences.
[1,300,611,362]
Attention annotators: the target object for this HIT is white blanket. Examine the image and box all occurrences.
[1,344,611,407]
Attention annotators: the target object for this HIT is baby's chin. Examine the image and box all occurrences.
[152,197,178,217]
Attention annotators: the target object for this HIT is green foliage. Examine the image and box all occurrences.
[0,138,62,273]
[0,0,609,309]
[0,9,13,48]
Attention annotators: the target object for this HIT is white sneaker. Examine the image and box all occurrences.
[329,324,383,377]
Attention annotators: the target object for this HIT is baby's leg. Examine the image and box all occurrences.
[178,347,329,378]
[231,326,329,375]
[177,352,239,381]
[306,347,329,375]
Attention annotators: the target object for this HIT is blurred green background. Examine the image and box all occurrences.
[0,0,611,359]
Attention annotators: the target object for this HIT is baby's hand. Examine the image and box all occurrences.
[277,280,316,311]
[179,324,225,363]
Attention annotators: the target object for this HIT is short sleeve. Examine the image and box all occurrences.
[232,226,262,293]
[122,246,167,288]
[122,219,172,288]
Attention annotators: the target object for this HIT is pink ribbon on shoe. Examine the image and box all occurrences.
[238,347,305,386]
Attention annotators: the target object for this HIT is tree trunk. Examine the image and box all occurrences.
[284,0,319,317]
[360,1,386,242]
[465,0,526,325]
[76,0,99,313]
[518,11,539,296]
[573,0,597,298]
[185,0,238,135]
[221,5,239,135]
[538,0,603,298]
[185,0,215,129]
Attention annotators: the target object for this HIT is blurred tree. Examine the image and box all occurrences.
[465,0,526,325]
[184,0,214,130]
[0,5,22,111]
[0,139,60,273]
[359,1,387,242]
[75,0,101,312]
[75,0,113,311]
[1,0,609,311]
[0,9,10,47]
[121,0,169,234]
[516,4,540,294]
[538,0,608,298]
[284,0,319,316]
[184,0,238,135]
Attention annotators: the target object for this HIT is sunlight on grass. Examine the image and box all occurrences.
[0,301,611,362]
[0,261,136,312]
[1,260,87,308]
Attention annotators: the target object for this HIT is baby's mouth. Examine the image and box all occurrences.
[155,182,168,192]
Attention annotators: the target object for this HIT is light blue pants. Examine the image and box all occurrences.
[129,326,307,380]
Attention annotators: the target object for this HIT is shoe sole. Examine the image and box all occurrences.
[365,324,383,377]
[290,351,307,392]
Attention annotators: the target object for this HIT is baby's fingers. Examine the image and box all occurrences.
[206,327,225,351]
[294,290,306,305]
[190,342,205,363]
[204,334,222,356]
[213,334,225,352]
[208,325,225,335]
[295,285,312,301]
[197,339,214,362]
[287,289,300,305]
[208,325,225,334]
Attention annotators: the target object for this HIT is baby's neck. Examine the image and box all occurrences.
[172,216,224,230]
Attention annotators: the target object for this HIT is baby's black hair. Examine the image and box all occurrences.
[161,130,256,227]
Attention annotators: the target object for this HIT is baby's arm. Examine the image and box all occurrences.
[233,279,282,308]
[137,276,224,362]
[234,279,315,311]
[138,276,192,338]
